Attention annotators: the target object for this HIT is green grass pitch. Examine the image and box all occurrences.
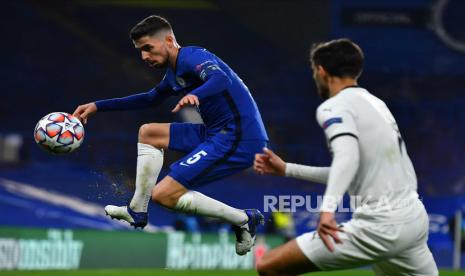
[0,269,464,275]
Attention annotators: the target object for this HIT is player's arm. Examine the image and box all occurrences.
[73,77,172,124]
[172,51,232,112]
[317,102,360,212]
[316,102,360,252]
[94,86,170,111]
[320,135,359,211]
[317,134,359,252]
[254,148,329,184]
[254,102,360,186]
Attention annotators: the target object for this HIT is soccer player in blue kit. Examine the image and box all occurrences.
[73,15,267,255]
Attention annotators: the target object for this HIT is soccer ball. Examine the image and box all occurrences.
[34,112,85,154]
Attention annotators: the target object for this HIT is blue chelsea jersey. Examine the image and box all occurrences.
[162,46,268,141]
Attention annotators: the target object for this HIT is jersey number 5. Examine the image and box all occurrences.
[186,150,208,165]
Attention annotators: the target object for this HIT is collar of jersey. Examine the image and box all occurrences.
[173,47,184,76]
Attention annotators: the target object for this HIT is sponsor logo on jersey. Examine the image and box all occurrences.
[323,117,343,129]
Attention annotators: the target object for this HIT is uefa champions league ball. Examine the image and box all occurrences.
[34,112,85,154]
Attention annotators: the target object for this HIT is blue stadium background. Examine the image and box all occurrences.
[1,0,464,269]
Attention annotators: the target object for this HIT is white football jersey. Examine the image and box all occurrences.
[317,86,420,220]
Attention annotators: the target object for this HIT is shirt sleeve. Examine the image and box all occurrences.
[95,75,173,111]
[320,135,360,212]
[182,49,232,100]
[285,163,329,184]
[316,101,359,143]
[316,100,360,212]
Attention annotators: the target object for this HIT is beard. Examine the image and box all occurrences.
[146,53,169,69]
[153,62,167,69]
[150,58,168,69]
[316,77,330,100]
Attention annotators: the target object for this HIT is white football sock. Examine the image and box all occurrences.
[129,143,163,212]
[175,191,248,226]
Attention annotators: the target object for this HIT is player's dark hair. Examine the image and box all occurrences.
[310,38,364,79]
[130,15,172,41]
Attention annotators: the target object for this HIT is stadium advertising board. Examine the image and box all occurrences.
[0,228,283,270]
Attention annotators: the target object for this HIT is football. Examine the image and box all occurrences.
[34,112,85,154]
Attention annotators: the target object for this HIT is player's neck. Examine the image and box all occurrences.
[168,46,181,71]
[329,77,358,97]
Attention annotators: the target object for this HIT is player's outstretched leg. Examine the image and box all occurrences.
[105,123,169,228]
[152,175,264,255]
[256,239,320,275]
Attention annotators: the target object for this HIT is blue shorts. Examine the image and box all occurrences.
[168,123,267,188]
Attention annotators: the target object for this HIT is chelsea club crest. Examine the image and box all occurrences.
[176,77,186,87]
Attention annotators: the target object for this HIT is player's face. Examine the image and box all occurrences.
[134,35,170,68]
[312,63,330,100]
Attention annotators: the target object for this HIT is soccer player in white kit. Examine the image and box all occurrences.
[254,39,438,275]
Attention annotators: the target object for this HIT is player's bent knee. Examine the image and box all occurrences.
[138,123,169,148]
[151,185,182,209]
[138,124,152,142]
[151,187,167,206]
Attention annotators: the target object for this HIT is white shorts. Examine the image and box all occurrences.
[296,204,438,275]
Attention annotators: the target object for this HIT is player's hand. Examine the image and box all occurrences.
[72,102,97,124]
[317,212,343,252]
[172,94,199,113]
[254,147,286,176]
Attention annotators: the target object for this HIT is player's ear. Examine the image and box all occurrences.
[165,34,174,47]
[316,65,326,77]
